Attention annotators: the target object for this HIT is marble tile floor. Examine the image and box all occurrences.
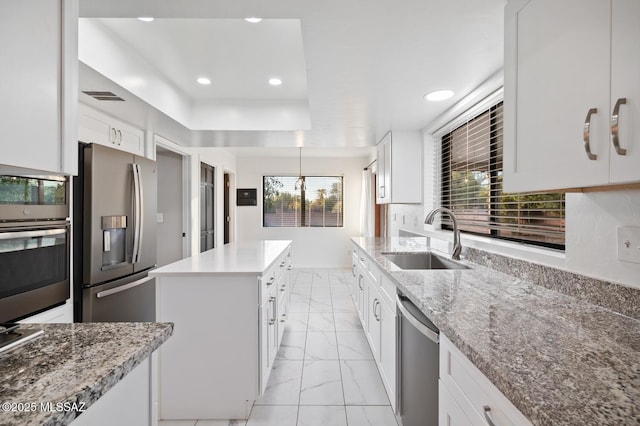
[159,269,398,426]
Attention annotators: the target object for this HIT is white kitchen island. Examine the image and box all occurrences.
[150,240,292,421]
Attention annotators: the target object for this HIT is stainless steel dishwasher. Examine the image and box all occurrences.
[397,292,439,426]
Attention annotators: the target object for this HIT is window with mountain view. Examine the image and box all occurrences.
[441,101,565,249]
[263,176,344,227]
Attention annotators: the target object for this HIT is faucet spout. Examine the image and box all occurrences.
[424,207,462,260]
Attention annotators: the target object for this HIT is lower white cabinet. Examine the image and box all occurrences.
[378,295,396,407]
[439,380,475,426]
[351,245,397,412]
[78,103,145,157]
[439,333,531,426]
[156,244,291,420]
[72,356,153,426]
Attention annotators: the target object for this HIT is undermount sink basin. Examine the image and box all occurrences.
[382,252,470,270]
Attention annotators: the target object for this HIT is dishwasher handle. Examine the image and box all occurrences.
[397,294,439,344]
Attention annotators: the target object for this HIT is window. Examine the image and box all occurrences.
[263,176,344,227]
[440,102,565,249]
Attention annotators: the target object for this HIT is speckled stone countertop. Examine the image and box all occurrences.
[352,237,640,425]
[0,322,173,426]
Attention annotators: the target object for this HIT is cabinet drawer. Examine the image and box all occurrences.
[440,334,531,426]
[439,379,481,426]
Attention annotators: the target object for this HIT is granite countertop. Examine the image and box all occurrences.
[0,322,173,426]
[151,239,292,277]
[352,237,640,425]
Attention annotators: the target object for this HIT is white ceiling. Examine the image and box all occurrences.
[78,0,506,150]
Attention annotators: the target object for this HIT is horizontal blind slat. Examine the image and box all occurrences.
[440,101,565,247]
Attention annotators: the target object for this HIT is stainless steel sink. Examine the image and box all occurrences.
[382,252,470,270]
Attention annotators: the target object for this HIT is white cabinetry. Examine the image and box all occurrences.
[439,334,531,426]
[72,356,153,426]
[259,246,292,394]
[78,104,145,157]
[351,242,397,411]
[156,243,291,420]
[504,0,640,192]
[376,131,422,204]
[0,0,78,175]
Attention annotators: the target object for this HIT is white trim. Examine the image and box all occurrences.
[424,69,504,136]
[431,87,504,138]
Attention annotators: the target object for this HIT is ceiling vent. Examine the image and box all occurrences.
[82,91,125,101]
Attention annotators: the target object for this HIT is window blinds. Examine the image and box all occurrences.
[263,176,344,228]
[440,102,565,248]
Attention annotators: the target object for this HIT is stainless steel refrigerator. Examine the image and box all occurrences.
[73,143,157,322]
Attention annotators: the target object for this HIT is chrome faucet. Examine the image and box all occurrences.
[424,207,462,260]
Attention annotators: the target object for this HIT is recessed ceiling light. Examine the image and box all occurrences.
[245,17,262,23]
[137,17,155,22]
[269,78,282,86]
[424,90,454,101]
[197,77,211,85]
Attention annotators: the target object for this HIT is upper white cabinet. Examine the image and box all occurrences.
[78,103,145,157]
[376,131,422,204]
[0,0,78,175]
[504,0,640,192]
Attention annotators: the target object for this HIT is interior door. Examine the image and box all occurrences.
[200,163,215,252]
[156,149,185,266]
[224,173,230,245]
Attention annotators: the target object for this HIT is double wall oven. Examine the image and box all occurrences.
[0,175,70,323]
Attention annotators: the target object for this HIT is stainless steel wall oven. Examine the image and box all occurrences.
[0,175,70,323]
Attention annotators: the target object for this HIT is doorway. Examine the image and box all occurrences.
[200,162,215,252]
[156,147,188,266]
[224,172,231,245]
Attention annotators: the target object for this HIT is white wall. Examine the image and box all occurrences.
[565,190,640,287]
[393,132,640,290]
[236,155,367,268]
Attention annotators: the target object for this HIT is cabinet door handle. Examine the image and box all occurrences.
[266,276,275,286]
[358,275,363,290]
[111,128,117,144]
[611,97,628,156]
[582,108,598,160]
[372,298,380,321]
[483,406,497,426]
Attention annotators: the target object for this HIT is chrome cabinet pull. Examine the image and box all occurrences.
[582,108,598,160]
[372,299,381,321]
[111,128,117,144]
[117,129,123,146]
[611,97,628,156]
[358,275,363,290]
[483,406,497,426]
[266,276,275,286]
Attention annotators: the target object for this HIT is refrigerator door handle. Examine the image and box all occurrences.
[96,275,154,299]
[138,163,145,262]
[132,163,142,263]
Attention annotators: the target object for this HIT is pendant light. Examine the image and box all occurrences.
[294,147,306,191]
